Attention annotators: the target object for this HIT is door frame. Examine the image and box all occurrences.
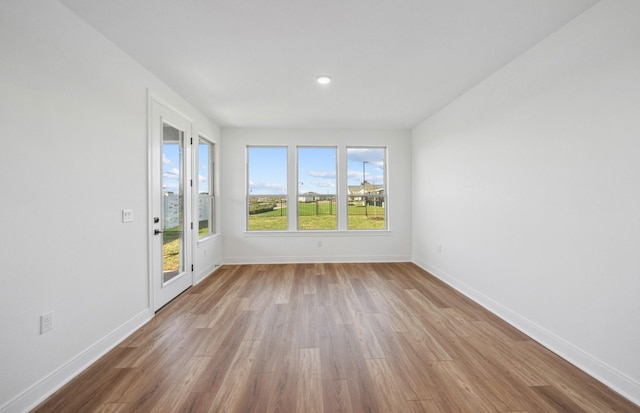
[147,93,195,312]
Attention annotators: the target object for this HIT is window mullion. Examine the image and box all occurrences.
[337,145,348,230]
[287,144,297,231]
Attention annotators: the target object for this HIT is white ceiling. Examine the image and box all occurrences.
[59,0,598,129]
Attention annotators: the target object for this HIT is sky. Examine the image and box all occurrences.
[162,142,210,194]
[298,147,336,195]
[248,146,385,196]
[162,143,181,194]
[248,147,287,195]
[345,147,385,187]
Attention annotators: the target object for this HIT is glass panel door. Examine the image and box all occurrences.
[150,98,193,311]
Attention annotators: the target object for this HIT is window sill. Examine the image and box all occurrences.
[197,233,221,246]
[243,230,390,237]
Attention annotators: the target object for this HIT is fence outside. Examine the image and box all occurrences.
[247,194,386,230]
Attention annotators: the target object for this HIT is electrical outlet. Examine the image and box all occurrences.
[438,245,443,253]
[41,312,54,334]
[317,241,322,247]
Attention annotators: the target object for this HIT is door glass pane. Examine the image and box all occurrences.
[162,123,184,283]
[297,147,337,230]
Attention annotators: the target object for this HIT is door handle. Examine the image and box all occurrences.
[154,229,163,235]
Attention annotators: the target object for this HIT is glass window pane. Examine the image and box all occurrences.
[248,146,288,231]
[198,138,215,238]
[346,147,386,230]
[297,147,337,230]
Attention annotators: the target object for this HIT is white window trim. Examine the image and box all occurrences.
[246,144,388,232]
[196,134,217,241]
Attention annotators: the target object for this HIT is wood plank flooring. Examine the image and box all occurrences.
[33,263,639,412]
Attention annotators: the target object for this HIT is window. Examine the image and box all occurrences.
[347,147,386,230]
[297,147,337,230]
[197,137,215,238]
[246,145,388,232]
[247,146,288,231]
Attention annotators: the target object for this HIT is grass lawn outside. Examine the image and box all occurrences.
[248,215,288,230]
[198,220,209,236]
[162,227,181,272]
[347,205,385,229]
[248,203,385,230]
[299,215,337,230]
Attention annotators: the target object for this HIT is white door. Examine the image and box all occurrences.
[150,100,193,311]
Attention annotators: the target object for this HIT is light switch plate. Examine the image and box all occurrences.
[122,209,133,223]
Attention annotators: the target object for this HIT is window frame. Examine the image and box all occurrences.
[296,146,338,231]
[196,135,216,240]
[245,144,389,233]
[346,146,388,231]
[246,145,289,232]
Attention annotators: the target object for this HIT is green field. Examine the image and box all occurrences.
[198,220,210,237]
[162,227,181,272]
[248,202,385,230]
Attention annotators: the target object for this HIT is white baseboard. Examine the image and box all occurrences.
[194,258,223,284]
[1,309,153,413]
[412,256,640,407]
[223,254,412,265]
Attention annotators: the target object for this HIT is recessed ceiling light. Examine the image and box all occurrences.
[316,76,331,85]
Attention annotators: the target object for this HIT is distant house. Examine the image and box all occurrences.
[298,191,321,202]
[348,184,384,198]
[347,183,384,206]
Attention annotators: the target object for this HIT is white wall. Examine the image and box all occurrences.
[0,1,221,411]
[221,129,412,263]
[412,0,640,404]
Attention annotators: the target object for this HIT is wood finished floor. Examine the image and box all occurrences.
[34,263,639,413]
